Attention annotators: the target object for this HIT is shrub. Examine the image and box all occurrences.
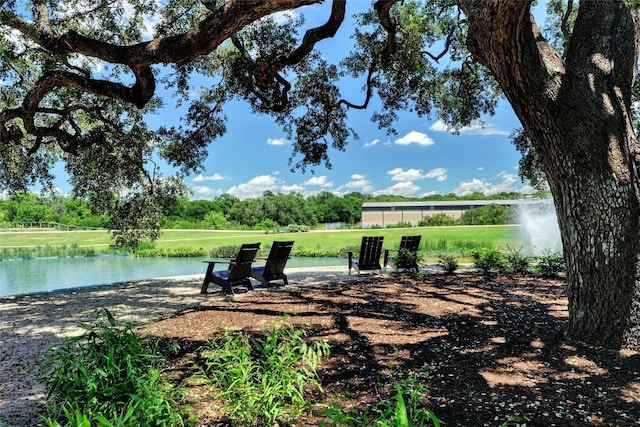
[461,205,517,225]
[394,248,424,272]
[210,244,241,258]
[504,246,530,274]
[418,214,456,227]
[471,248,505,274]
[386,221,414,229]
[535,250,566,277]
[339,244,360,258]
[134,247,208,257]
[437,253,459,274]
[293,247,343,257]
[199,321,330,426]
[285,223,310,232]
[256,219,280,230]
[40,310,188,426]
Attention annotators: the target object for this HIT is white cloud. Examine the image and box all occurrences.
[304,175,333,187]
[430,120,510,136]
[267,137,288,146]
[342,174,373,192]
[395,131,435,146]
[425,168,448,181]
[387,167,447,182]
[227,175,280,199]
[281,184,305,193]
[452,172,524,196]
[364,138,379,147]
[374,181,421,197]
[387,168,423,181]
[191,185,222,199]
[192,173,228,182]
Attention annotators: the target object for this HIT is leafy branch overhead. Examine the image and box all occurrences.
[0,0,492,186]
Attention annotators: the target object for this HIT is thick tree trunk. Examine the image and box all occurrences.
[458,0,640,349]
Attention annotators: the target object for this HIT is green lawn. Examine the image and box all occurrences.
[0,225,523,256]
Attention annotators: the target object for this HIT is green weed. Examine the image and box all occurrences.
[321,368,441,427]
[535,250,566,277]
[503,246,531,274]
[39,309,189,426]
[471,247,505,274]
[436,253,459,274]
[198,321,330,426]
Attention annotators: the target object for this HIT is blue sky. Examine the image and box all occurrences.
[171,98,526,200]
[170,2,530,200]
[55,1,532,200]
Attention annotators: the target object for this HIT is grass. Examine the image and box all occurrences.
[0,225,520,256]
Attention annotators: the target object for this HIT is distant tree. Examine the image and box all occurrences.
[307,191,340,223]
[342,192,370,224]
[1,193,57,223]
[182,199,217,221]
[308,191,361,224]
[211,194,240,214]
[204,210,231,230]
[259,191,316,226]
[228,198,264,228]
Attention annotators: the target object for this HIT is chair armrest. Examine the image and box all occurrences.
[203,259,230,266]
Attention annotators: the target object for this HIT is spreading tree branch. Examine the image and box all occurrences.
[338,59,376,109]
[0,0,322,152]
[374,0,401,54]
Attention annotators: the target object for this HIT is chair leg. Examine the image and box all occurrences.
[201,263,215,294]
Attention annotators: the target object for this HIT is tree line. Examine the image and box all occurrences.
[0,190,543,230]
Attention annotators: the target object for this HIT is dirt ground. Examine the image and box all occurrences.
[141,273,640,427]
[2,269,639,426]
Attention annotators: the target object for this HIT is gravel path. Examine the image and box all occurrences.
[0,267,352,427]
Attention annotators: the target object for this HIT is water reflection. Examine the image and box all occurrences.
[0,256,342,297]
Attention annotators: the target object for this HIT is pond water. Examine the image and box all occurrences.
[0,256,343,297]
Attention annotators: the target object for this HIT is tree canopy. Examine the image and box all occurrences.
[0,1,496,197]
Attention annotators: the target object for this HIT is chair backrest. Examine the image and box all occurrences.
[399,235,421,252]
[228,243,261,281]
[358,236,384,268]
[263,241,294,275]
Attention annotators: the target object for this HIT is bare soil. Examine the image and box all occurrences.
[141,273,640,427]
[2,269,639,426]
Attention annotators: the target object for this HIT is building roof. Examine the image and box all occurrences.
[362,200,537,208]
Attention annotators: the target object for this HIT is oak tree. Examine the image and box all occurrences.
[1,0,640,349]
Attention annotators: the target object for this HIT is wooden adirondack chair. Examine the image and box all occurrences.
[385,235,422,272]
[348,236,384,275]
[200,243,260,294]
[251,240,294,286]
